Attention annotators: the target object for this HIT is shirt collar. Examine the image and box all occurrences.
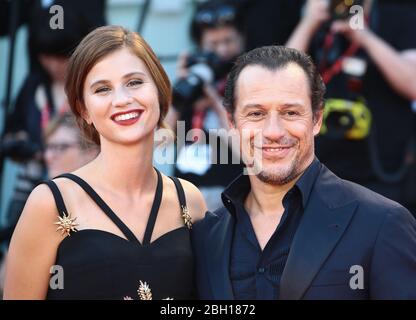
[295,157,321,208]
[222,157,322,214]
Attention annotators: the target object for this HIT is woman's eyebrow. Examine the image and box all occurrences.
[89,72,147,89]
[90,79,110,89]
[122,71,147,79]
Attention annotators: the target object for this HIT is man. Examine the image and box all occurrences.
[192,46,416,300]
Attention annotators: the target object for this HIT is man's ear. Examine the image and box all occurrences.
[227,112,235,129]
[312,108,324,136]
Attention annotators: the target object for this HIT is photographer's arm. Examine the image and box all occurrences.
[362,34,416,101]
[332,21,416,101]
[203,85,230,131]
[286,0,329,52]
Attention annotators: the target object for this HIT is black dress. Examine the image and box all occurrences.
[43,169,195,300]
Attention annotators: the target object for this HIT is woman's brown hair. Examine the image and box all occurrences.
[65,25,172,145]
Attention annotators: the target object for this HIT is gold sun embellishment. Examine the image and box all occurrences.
[181,205,193,229]
[123,281,173,300]
[138,280,152,300]
[54,212,78,237]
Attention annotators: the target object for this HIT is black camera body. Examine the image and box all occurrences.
[0,138,41,161]
[172,51,232,111]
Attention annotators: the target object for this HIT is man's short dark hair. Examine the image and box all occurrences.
[190,1,244,45]
[223,46,326,118]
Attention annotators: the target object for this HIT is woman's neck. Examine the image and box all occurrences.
[86,134,157,195]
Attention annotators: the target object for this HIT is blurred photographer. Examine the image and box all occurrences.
[0,0,106,249]
[287,0,416,213]
[0,113,99,294]
[166,0,245,210]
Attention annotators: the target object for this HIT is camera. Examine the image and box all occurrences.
[330,0,363,20]
[320,98,371,140]
[0,138,42,161]
[172,51,233,111]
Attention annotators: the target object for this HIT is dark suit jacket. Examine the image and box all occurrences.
[192,163,416,299]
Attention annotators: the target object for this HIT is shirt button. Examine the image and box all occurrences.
[258,267,265,274]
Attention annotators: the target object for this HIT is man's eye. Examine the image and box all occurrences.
[285,111,299,116]
[224,38,234,45]
[127,79,143,87]
[248,112,264,117]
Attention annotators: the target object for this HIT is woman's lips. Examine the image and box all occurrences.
[111,110,143,126]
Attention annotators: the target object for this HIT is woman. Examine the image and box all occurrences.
[44,112,100,179]
[3,26,207,300]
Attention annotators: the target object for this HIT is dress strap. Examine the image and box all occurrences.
[42,180,79,236]
[55,173,140,243]
[141,168,163,245]
[41,180,69,218]
[168,177,192,229]
[169,177,187,208]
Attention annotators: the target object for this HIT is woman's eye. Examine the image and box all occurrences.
[95,87,110,94]
[127,79,143,87]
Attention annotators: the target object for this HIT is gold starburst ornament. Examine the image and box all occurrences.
[54,212,78,237]
[138,280,152,300]
[123,281,173,300]
[181,205,193,229]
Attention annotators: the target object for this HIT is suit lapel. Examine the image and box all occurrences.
[280,168,358,300]
[204,211,235,300]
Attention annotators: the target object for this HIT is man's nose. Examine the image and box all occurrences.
[44,148,55,165]
[262,112,286,141]
[215,43,231,60]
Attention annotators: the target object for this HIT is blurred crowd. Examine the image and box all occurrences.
[0,0,416,293]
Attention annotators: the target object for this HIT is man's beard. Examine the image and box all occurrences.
[255,155,302,185]
[253,138,302,185]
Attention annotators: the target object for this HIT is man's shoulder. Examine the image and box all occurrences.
[212,206,230,218]
[316,164,411,218]
[192,208,227,231]
[191,207,232,249]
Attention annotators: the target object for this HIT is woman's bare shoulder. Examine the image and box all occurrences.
[4,183,63,299]
[11,184,63,244]
[22,183,60,222]
[174,177,208,222]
